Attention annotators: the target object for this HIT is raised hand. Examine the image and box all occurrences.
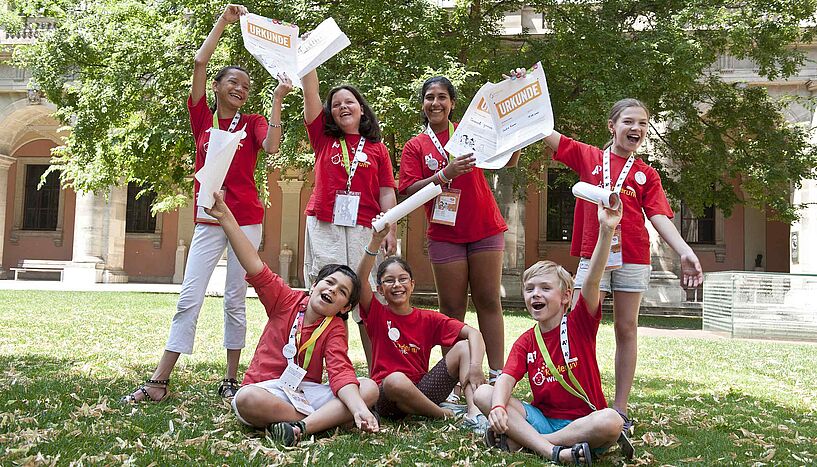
[220,4,247,24]
[443,154,476,180]
[203,191,233,222]
[597,200,622,231]
[274,73,293,99]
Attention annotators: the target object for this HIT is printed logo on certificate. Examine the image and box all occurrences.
[431,188,461,226]
[606,224,623,270]
[282,385,315,415]
[333,191,361,227]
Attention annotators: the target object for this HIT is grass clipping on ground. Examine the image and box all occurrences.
[0,290,815,466]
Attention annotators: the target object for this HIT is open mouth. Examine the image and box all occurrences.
[626,134,640,144]
[531,302,546,311]
[320,292,333,304]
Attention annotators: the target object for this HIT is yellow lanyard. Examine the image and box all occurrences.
[296,315,334,369]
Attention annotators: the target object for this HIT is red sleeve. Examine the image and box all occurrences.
[323,321,360,395]
[641,166,674,219]
[305,111,328,153]
[552,136,591,176]
[187,95,211,140]
[252,113,269,149]
[377,145,396,188]
[433,314,466,348]
[397,138,424,195]
[246,264,299,319]
[502,332,531,382]
[571,292,602,337]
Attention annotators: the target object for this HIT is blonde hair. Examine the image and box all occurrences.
[522,260,574,292]
[603,98,650,150]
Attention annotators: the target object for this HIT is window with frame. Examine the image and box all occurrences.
[23,164,60,231]
[126,183,157,234]
[546,169,576,242]
[680,202,715,244]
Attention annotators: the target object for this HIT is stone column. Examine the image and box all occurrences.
[0,154,15,279]
[790,98,817,274]
[278,178,304,286]
[63,184,128,284]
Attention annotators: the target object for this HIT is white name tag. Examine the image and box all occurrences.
[333,191,361,227]
[606,224,623,270]
[431,188,461,226]
[280,361,307,390]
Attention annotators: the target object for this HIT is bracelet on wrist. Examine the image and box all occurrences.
[363,246,378,257]
[269,122,282,128]
[490,404,506,413]
[437,170,450,184]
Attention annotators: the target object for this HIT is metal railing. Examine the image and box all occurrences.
[703,271,817,342]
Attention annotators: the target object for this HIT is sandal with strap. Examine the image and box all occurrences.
[488,369,503,385]
[484,428,509,451]
[551,443,592,465]
[218,378,241,398]
[121,378,169,404]
[268,420,306,447]
[615,409,635,460]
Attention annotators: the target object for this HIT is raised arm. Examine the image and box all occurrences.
[262,73,293,154]
[204,192,264,276]
[356,218,389,312]
[378,188,398,255]
[191,4,247,103]
[302,68,323,125]
[649,214,703,288]
[506,67,563,154]
[582,202,623,313]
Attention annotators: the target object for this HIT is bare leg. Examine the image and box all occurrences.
[466,250,504,371]
[446,340,481,419]
[432,260,469,358]
[226,349,240,379]
[611,291,641,415]
[382,372,452,419]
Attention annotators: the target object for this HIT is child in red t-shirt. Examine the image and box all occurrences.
[205,192,379,446]
[474,202,624,465]
[355,220,487,429]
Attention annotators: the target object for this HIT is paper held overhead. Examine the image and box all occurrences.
[372,183,443,232]
[572,182,621,210]
[240,15,350,88]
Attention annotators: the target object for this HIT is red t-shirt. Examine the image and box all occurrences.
[360,298,465,385]
[304,112,396,229]
[553,136,673,264]
[242,265,359,395]
[503,294,607,420]
[398,125,507,243]
[188,96,267,226]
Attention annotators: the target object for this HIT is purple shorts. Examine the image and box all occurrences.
[427,232,505,264]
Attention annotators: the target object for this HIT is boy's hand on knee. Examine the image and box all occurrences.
[355,408,380,433]
[488,405,509,433]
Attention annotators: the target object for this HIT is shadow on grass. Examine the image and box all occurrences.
[2,354,816,466]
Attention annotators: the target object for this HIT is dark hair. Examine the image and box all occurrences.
[419,76,457,126]
[376,256,413,284]
[314,263,361,318]
[210,65,250,114]
[322,85,382,142]
[603,98,650,150]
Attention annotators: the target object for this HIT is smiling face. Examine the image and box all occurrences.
[330,89,363,134]
[309,271,355,317]
[422,83,454,129]
[608,106,649,157]
[523,271,571,328]
[212,68,251,112]
[376,262,415,309]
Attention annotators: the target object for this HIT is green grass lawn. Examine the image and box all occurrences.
[1,290,815,466]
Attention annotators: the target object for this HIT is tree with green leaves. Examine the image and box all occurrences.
[6,0,817,221]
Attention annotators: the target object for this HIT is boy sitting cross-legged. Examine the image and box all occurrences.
[205,192,379,446]
[474,201,624,465]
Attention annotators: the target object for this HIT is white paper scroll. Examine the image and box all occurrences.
[240,15,350,88]
[372,183,443,232]
[572,182,621,210]
[195,126,247,210]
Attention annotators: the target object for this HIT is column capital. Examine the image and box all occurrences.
[0,154,15,170]
[278,178,305,195]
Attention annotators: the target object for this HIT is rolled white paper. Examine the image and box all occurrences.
[572,182,621,210]
[195,126,246,209]
[372,183,443,232]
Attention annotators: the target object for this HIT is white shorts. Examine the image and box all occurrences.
[573,258,651,293]
[231,379,337,427]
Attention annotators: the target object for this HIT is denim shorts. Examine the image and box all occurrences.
[522,402,608,455]
[573,258,651,293]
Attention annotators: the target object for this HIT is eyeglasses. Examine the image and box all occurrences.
[380,277,412,287]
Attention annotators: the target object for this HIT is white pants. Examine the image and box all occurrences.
[166,222,262,354]
[231,380,336,427]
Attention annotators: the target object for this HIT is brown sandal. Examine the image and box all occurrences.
[121,378,169,403]
[217,378,241,398]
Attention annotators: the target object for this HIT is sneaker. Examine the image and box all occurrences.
[462,413,489,435]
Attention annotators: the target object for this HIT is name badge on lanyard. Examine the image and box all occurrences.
[602,148,634,270]
[196,112,242,224]
[426,122,462,226]
[333,137,365,227]
[280,311,334,415]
